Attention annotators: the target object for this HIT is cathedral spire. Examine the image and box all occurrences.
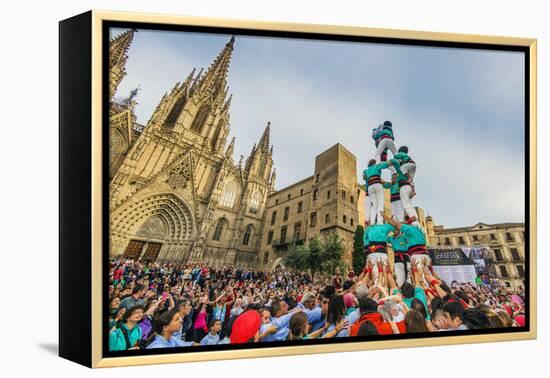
[198,36,235,96]
[257,121,271,152]
[225,137,235,158]
[109,29,136,70]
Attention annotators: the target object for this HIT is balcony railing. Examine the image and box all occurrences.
[272,236,305,248]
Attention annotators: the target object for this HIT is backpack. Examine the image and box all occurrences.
[372,124,383,140]
[349,313,372,337]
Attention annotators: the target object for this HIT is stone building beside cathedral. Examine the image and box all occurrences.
[108,30,275,267]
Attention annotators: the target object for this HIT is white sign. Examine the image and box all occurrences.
[433,265,478,286]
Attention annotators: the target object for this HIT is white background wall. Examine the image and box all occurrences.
[0,0,547,375]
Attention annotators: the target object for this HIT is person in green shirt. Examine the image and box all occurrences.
[389,158,419,225]
[373,120,397,163]
[383,173,404,222]
[394,145,417,184]
[109,305,144,351]
[364,159,391,225]
[364,221,396,282]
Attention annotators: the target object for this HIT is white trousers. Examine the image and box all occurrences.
[399,185,418,220]
[394,261,411,288]
[367,252,389,284]
[368,183,385,225]
[390,200,405,222]
[365,194,372,225]
[401,162,416,181]
[375,138,397,163]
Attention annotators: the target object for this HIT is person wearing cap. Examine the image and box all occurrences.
[363,159,391,225]
[373,120,397,163]
[389,158,419,224]
[230,310,262,344]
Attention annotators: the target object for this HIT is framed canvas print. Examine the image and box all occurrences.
[59,10,537,368]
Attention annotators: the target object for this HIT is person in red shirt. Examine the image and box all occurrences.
[350,297,405,336]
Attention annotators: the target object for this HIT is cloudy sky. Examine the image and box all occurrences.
[112,27,525,228]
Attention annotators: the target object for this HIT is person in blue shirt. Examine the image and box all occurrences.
[260,299,302,342]
[372,120,397,163]
[389,158,419,225]
[364,159,391,225]
[147,310,197,349]
[383,173,404,222]
[363,221,396,282]
[199,319,223,345]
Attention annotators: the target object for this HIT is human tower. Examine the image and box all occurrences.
[361,121,430,286]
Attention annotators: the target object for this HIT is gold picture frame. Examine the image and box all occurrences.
[59,9,537,368]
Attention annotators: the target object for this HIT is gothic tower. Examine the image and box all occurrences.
[109,29,136,98]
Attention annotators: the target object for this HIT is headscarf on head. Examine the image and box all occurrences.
[230,310,261,344]
[344,293,356,309]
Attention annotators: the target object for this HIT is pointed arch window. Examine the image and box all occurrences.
[242,224,254,246]
[190,104,210,133]
[213,218,227,241]
[164,94,186,128]
[220,180,237,208]
[249,191,262,214]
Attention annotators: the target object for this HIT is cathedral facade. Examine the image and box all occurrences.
[108,30,275,267]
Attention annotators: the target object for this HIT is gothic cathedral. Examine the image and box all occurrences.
[108,30,275,267]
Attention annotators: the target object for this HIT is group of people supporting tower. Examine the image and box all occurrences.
[362,120,429,288]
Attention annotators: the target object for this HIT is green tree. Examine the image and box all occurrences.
[284,242,308,272]
[352,225,366,275]
[319,232,346,275]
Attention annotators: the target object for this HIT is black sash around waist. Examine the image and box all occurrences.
[364,241,387,255]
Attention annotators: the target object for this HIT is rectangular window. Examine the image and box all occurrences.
[490,233,496,240]
[310,212,317,227]
[445,237,451,245]
[267,230,274,245]
[350,195,354,204]
[327,190,331,200]
[458,236,465,244]
[293,222,302,240]
[275,199,279,205]
[270,211,277,225]
[313,189,318,201]
[342,190,346,200]
[297,201,303,213]
[494,249,504,261]
[499,265,509,278]
[343,215,347,224]
[325,214,331,224]
[506,232,514,242]
[517,265,525,278]
[510,248,521,261]
[288,193,291,200]
[300,189,304,196]
[315,174,320,183]
[280,225,287,243]
[350,218,354,227]
[283,206,290,221]
[473,235,479,242]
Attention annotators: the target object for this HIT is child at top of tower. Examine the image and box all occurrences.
[372,120,397,163]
